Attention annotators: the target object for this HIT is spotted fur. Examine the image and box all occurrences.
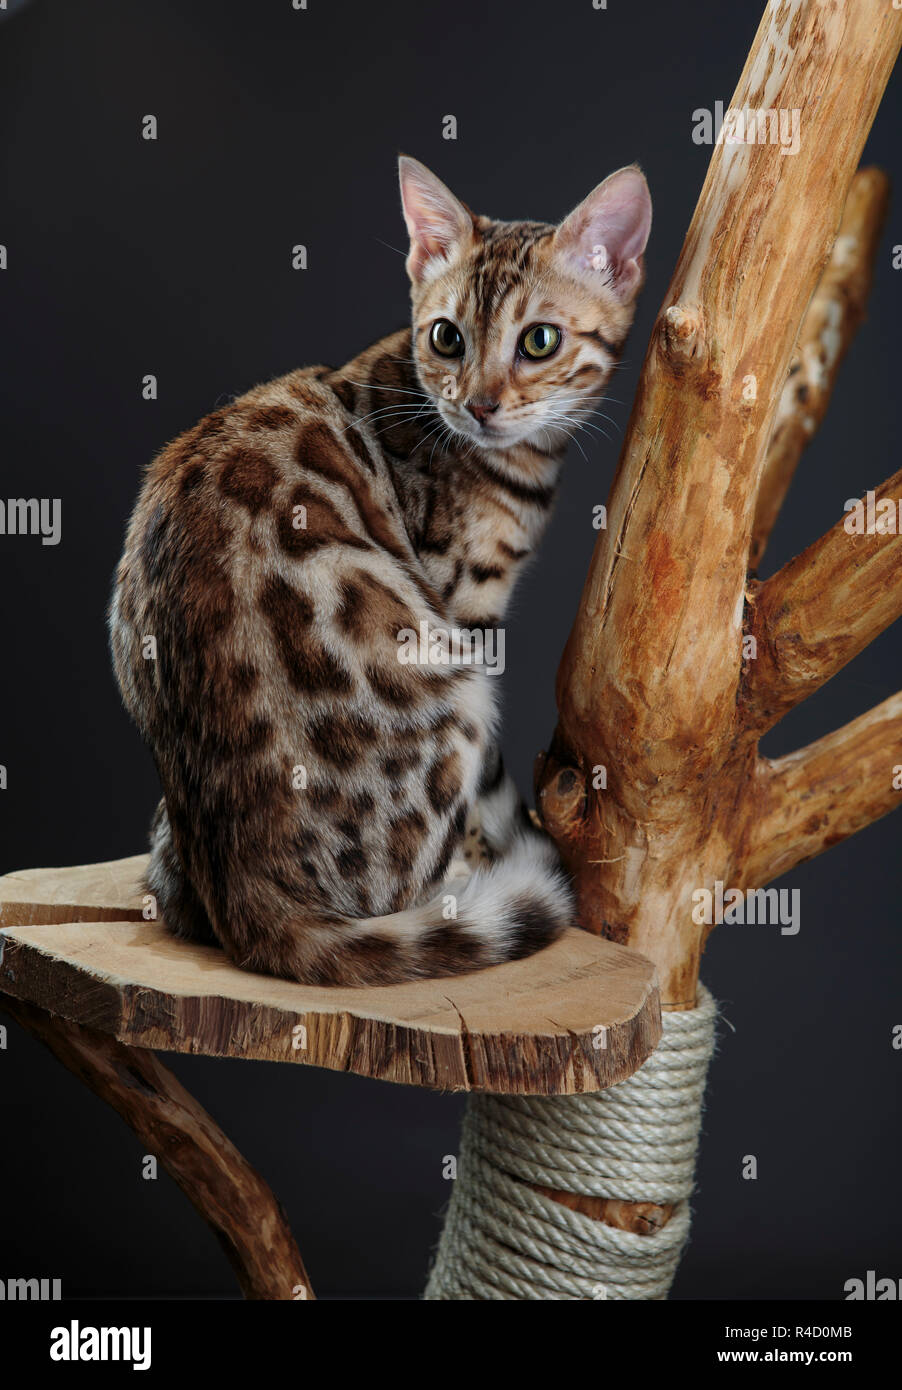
[110,158,651,985]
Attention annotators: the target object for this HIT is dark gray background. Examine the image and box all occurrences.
[1,0,899,1300]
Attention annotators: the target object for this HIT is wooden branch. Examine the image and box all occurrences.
[538,0,902,1010]
[744,465,902,731]
[0,995,314,1301]
[744,691,902,886]
[750,168,889,571]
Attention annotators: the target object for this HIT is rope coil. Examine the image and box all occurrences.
[425,984,717,1300]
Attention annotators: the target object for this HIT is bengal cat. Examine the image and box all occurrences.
[110,157,651,986]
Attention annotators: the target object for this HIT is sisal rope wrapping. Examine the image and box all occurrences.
[425,983,717,1300]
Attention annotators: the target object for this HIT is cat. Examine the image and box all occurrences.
[110,156,651,986]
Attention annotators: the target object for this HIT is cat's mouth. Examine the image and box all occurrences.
[442,406,538,451]
[464,421,564,453]
[462,422,524,449]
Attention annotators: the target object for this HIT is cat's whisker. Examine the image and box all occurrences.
[415,420,453,468]
[339,379,431,398]
[370,409,436,439]
[555,414,614,439]
[543,420,590,462]
[547,410,610,432]
[546,397,622,435]
[540,423,588,462]
[353,402,432,421]
[543,412,611,448]
[429,424,453,470]
[348,418,426,440]
[366,405,436,433]
[443,423,479,464]
[416,415,451,451]
[368,416,435,440]
[342,404,433,432]
[554,389,618,402]
[345,404,424,423]
[374,237,409,259]
[562,419,613,445]
[552,392,625,412]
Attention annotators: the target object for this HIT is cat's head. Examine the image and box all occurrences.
[399,156,651,453]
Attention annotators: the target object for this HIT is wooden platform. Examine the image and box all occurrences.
[0,855,661,1095]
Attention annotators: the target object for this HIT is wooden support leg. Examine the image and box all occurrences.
[1,997,314,1301]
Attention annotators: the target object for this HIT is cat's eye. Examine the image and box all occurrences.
[520,324,561,360]
[430,319,465,358]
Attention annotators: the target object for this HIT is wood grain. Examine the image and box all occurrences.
[0,855,661,1095]
[0,855,148,926]
[745,467,902,730]
[745,691,902,886]
[750,167,890,571]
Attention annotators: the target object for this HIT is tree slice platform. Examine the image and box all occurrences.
[0,854,661,1095]
[0,855,149,926]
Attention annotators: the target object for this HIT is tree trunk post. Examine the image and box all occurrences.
[537,0,901,1010]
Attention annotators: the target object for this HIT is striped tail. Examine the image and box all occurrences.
[295,830,573,986]
[149,798,572,987]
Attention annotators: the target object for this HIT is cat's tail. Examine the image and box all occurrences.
[240,830,573,987]
[150,798,572,986]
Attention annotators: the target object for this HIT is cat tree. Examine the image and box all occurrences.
[1,0,899,1300]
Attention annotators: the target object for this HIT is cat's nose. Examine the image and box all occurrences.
[466,398,501,424]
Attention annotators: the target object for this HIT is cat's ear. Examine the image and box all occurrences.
[398,156,473,284]
[553,165,652,302]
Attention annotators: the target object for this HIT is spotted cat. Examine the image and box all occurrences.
[110,157,651,985]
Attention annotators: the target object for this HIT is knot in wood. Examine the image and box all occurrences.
[538,765,587,838]
[661,303,702,364]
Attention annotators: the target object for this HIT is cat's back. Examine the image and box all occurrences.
[127,364,397,553]
[110,362,423,735]
[116,363,415,597]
